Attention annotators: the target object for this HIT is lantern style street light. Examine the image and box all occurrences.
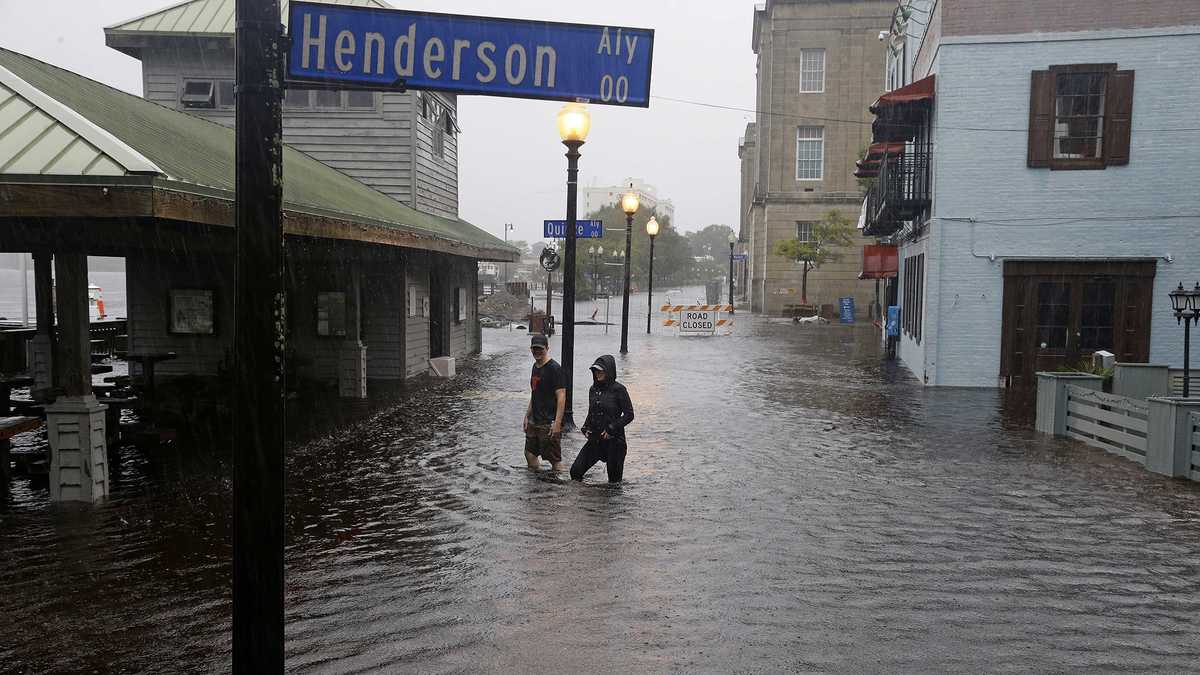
[1169,281,1200,397]
[645,216,660,335]
[588,245,604,299]
[727,232,738,313]
[619,187,640,353]
[556,102,591,429]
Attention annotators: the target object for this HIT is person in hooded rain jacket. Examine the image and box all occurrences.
[571,355,635,483]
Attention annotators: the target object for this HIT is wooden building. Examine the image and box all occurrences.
[0,46,514,500]
[104,0,460,219]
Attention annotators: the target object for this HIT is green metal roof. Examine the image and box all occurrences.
[0,48,514,260]
[106,0,391,37]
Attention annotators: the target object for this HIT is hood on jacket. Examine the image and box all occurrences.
[590,354,617,383]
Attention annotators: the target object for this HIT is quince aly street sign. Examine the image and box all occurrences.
[286,1,655,106]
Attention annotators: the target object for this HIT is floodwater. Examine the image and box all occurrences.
[2,291,1199,673]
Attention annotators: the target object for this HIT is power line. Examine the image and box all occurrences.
[650,94,1200,135]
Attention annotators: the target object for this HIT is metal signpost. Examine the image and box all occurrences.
[544,219,604,239]
[286,2,655,106]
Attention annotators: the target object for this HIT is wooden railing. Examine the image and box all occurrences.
[1191,412,1200,482]
[1168,369,1200,397]
[1065,385,1149,464]
[0,319,127,372]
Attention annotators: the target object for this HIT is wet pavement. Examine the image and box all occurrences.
[2,289,1200,673]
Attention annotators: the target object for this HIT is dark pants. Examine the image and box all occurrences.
[570,438,626,483]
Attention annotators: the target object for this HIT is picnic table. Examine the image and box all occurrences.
[116,351,176,402]
[1,415,42,490]
[0,375,34,416]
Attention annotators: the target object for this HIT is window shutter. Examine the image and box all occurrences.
[1027,70,1053,168]
[1104,70,1134,166]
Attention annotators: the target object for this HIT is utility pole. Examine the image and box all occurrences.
[233,0,285,671]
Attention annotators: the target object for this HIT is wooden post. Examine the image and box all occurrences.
[233,0,285,670]
[32,250,55,391]
[53,253,91,397]
[1145,397,1200,477]
[1035,372,1104,436]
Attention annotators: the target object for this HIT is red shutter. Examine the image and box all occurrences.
[1105,70,1135,166]
[1028,70,1054,168]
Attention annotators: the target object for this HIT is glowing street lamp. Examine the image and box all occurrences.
[619,187,640,353]
[645,216,660,335]
[727,232,738,313]
[555,102,590,428]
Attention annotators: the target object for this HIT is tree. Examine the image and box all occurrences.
[685,224,736,283]
[772,209,856,304]
[565,204,689,293]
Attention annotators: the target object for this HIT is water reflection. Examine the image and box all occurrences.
[2,301,1199,672]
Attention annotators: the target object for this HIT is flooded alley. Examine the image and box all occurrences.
[3,299,1199,673]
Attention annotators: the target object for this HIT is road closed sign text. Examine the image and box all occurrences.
[679,310,717,335]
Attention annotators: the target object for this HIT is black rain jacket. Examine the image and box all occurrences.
[582,355,635,442]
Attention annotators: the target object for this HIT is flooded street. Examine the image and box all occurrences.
[3,294,1200,673]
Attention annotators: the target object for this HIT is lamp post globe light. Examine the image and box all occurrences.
[556,102,590,429]
[645,216,660,335]
[727,232,738,313]
[619,188,640,353]
[1170,281,1200,398]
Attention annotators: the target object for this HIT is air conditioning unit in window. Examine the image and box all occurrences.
[181,80,215,108]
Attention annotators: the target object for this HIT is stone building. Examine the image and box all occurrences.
[740,0,893,316]
[582,177,675,223]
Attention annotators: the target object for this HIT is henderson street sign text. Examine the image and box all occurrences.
[286,1,655,106]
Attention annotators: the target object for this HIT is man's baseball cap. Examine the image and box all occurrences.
[530,334,549,348]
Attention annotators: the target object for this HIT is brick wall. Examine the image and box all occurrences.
[913,29,1200,387]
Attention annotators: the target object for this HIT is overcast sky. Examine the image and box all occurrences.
[0,0,761,243]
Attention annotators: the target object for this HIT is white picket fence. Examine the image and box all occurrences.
[1065,385,1150,465]
[1191,412,1200,482]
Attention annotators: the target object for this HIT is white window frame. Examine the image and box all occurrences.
[799,48,825,94]
[796,222,814,244]
[795,126,824,181]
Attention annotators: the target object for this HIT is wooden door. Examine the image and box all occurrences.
[1001,261,1154,387]
[429,270,447,358]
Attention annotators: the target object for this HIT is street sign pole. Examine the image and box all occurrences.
[233,0,285,671]
[620,213,633,353]
[560,140,582,430]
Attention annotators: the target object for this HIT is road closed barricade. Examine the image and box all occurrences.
[660,304,734,335]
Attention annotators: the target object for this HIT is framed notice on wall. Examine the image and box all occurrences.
[169,289,215,335]
[316,291,347,336]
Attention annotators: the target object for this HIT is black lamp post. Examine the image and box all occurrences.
[619,188,639,353]
[645,216,659,334]
[1169,282,1200,397]
[556,103,590,429]
[727,232,737,313]
[588,245,604,300]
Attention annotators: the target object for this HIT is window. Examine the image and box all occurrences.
[216,80,235,108]
[315,292,347,337]
[433,112,446,159]
[902,253,924,343]
[180,80,215,108]
[1054,73,1105,160]
[455,288,466,323]
[799,48,825,93]
[796,222,814,243]
[1028,64,1134,169]
[313,89,341,108]
[407,285,417,318]
[795,126,824,180]
[346,90,375,109]
[284,88,310,109]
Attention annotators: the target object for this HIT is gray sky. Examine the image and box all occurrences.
[0,0,760,243]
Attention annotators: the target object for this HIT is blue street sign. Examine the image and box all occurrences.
[544,220,604,239]
[732,253,748,262]
[886,305,900,336]
[286,2,655,106]
[839,297,856,324]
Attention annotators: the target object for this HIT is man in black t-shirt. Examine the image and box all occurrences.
[524,334,566,471]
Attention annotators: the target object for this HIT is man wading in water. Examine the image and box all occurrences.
[523,334,566,472]
[571,355,635,483]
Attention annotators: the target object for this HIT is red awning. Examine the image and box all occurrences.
[859,245,899,279]
[870,74,935,114]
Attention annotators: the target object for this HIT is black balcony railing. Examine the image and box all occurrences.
[863,142,932,237]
